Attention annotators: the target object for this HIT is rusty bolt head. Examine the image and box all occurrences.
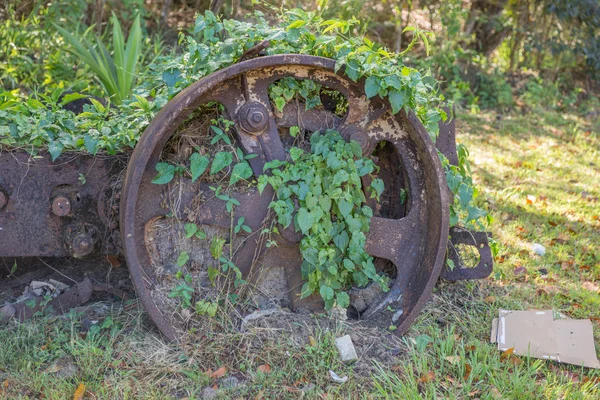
[238,102,269,134]
[52,196,71,217]
[0,190,7,211]
[72,233,95,258]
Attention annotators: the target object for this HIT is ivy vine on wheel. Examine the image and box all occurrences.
[121,55,449,342]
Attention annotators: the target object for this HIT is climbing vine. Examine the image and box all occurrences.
[258,130,387,309]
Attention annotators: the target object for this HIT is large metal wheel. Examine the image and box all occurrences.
[121,55,449,342]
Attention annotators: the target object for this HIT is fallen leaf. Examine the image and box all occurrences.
[465,345,476,352]
[509,355,523,365]
[500,347,514,361]
[285,387,299,393]
[582,376,600,386]
[419,371,435,383]
[560,260,573,270]
[555,233,570,243]
[484,296,496,303]
[254,389,265,400]
[106,255,121,268]
[526,195,536,204]
[513,266,527,275]
[211,366,227,379]
[579,265,591,271]
[582,282,600,292]
[308,336,317,347]
[445,355,461,365]
[548,221,557,226]
[257,364,271,374]
[73,383,85,400]
[463,364,472,380]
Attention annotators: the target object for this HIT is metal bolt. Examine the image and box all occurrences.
[52,196,71,217]
[0,190,7,211]
[238,102,269,134]
[72,233,95,258]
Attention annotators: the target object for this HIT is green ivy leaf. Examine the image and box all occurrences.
[210,152,233,175]
[337,199,352,218]
[336,291,350,308]
[48,141,64,161]
[370,178,384,199]
[290,147,304,162]
[177,251,190,267]
[364,76,379,98]
[83,134,98,155]
[319,285,334,301]
[297,207,315,234]
[190,153,210,182]
[388,89,407,114]
[184,223,198,238]
[229,161,252,185]
[152,162,176,184]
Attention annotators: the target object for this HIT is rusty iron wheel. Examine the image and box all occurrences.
[121,55,449,342]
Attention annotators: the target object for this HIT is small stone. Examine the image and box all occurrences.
[328,305,348,321]
[335,334,358,363]
[1,304,16,323]
[349,333,360,344]
[532,243,546,256]
[220,376,239,389]
[200,387,218,400]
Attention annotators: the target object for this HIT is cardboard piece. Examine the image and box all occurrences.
[490,310,600,369]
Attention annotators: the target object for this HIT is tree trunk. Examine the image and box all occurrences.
[464,0,510,57]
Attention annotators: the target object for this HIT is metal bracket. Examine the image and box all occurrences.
[442,227,494,281]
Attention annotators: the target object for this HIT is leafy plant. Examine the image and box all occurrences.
[54,12,142,105]
[258,129,387,309]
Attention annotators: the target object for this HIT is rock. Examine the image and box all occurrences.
[48,279,69,291]
[200,387,218,399]
[0,303,16,323]
[348,282,383,313]
[329,370,349,383]
[335,334,358,363]
[349,332,360,344]
[532,243,546,256]
[45,356,78,378]
[328,306,348,321]
[220,376,239,389]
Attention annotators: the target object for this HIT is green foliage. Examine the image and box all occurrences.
[258,130,388,309]
[269,77,323,112]
[54,13,142,105]
[168,281,194,309]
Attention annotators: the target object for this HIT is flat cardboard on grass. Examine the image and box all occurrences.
[490,309,600,369]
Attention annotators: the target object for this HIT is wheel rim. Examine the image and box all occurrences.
[121,55,449,342]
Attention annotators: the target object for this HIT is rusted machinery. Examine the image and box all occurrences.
[0,55,492,341]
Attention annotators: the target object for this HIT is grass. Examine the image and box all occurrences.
[0,107,599,399]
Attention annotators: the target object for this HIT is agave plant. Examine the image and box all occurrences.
[54,13,142,105]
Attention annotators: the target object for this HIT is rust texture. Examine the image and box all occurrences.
[441,227,494,281]
[0,153,124,258]
[120,55,450,342]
